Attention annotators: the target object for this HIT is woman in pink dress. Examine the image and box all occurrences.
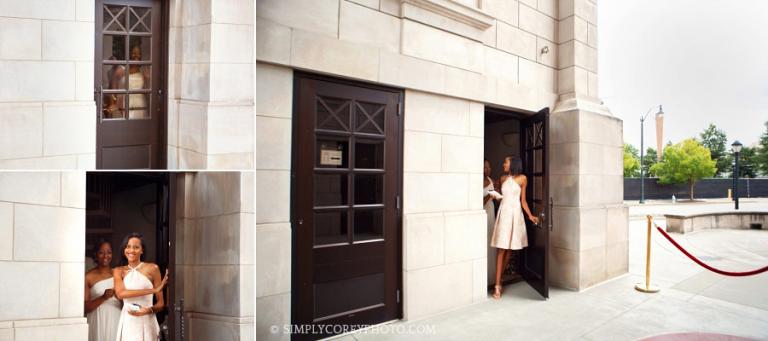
[113,233,168,341]
[489,156,539,299]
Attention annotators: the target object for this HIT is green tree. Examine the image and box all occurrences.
[650,138,717,200]
[756,121,768,176]
[736,146,758,178]
[698,123,732,177]
[641,147,659,177]
[623,144,640,177]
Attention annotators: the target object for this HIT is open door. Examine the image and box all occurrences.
[95,0,167,169]
[520,108,550,299]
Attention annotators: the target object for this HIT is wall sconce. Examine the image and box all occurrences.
[540,46,549,55]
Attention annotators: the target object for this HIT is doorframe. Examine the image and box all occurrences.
[289,71,405,334]
[93,0,169,169]
[483,105,551,298]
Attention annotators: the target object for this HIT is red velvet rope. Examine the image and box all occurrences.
[654,223,768,277]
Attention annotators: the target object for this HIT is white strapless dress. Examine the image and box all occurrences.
[128,72,148,119]
[115,263,160,341]
[87,277,121,341]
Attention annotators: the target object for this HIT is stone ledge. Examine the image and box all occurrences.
[665,211,767,234]
[402,0,493,30]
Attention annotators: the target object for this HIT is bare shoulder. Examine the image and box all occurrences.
[145,262,161,277]
[515,174,527,184]
[500,175,508,183]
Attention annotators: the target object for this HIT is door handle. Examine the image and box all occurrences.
[548,197,554,232]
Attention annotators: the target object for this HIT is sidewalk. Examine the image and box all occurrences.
[331,203,768,341]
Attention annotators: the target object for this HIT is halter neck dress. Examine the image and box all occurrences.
[115,262,160,341]
[490,176,529,250]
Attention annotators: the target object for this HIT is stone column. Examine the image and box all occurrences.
[0,172,88,340]
[549,0,629,290]
[0,1,96,169]
[176,171,254,341]
[168,0,254,169]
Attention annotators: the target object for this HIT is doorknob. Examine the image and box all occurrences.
[537,212,545,228]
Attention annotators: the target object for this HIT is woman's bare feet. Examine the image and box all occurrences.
[493,285,502,299]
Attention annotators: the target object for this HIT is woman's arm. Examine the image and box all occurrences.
[113,267,159,300]
[128,264,168,317]
[519,176,539,224]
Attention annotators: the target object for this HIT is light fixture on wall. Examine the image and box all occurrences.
[540,46,549,55]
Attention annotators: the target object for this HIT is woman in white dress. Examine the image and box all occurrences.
[489,156,539,299]
[85,241,121,341]
[114,233,168,341]
[127,45,149,119]
[483,160,498,286]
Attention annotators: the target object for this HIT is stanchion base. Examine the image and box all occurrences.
[634,283,660,293]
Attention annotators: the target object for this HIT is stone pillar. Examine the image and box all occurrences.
[549,0,629,290]
[0,172,88,340]
[168,0,255,169]
[176,171,254,341]
[0,1,96,169]
[255,61,292,341]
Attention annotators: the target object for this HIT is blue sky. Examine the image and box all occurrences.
[598,0,768,148]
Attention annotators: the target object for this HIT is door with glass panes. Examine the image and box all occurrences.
[95,0,165,169]
[292,74,402,340]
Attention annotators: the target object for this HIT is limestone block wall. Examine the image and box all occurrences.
[549,0,629,291]
[0,1,96,169]
[0,172,88,341]
[401,90,488,320]
[168,0,255,169]
[257,0,560,113]
[176,171,254,341]
[255,62,292,341]
[549,110,628,290]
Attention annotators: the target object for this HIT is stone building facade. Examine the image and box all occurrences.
[0,0,255,169]
[0,171,254,341]
[256,0,627,340]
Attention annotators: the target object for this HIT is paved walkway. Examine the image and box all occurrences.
[331,199,768,341]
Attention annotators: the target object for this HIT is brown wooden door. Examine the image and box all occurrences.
[292,74,402,340]
[520,108,550,299]
[95,0,165,169]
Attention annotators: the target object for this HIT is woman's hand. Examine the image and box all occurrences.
[529,215,540,225]
[101,288,115,299]
[153,270,169,294]
[127,306,153,317]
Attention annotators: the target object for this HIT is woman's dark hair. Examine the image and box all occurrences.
[91,239,111,258]
[506,155,523,176]
[119,232,146,266]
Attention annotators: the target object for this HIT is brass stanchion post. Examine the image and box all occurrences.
[635,215,660,293]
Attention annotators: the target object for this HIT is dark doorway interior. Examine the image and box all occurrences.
[85,172,174,339]
[484,109,525,289]
[484,107,551,299]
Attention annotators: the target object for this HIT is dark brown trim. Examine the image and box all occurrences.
[290,72,404,340]
[94,0,169,169]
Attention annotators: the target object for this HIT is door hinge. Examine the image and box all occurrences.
[396,289,400,303]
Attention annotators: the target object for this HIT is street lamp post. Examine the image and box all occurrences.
[640,105,663,204]
[732,140,743,210]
